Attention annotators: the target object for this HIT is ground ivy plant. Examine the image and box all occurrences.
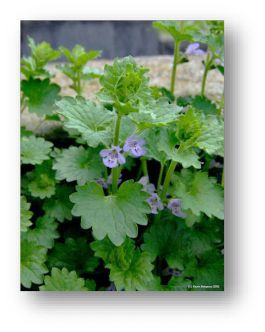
[21,21,224,291]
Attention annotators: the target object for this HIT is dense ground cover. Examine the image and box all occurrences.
[21,20,224,291]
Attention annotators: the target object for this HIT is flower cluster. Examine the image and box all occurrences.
[100,136,146,169]
[138,176,163,214]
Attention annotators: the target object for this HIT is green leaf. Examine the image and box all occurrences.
[183,251,224,290]
[23,215,59,249]
[166,277,192,291]
[48,237,99,274]
[140,128,167,164]
[21,78,60,116]
[27,160,56,199]
[129,98,182,129]
[152,21,194,42]
[192,96,218,115]
[91,238,154,291]
[85,279,96,291]
[157,128,201,168]
[21,135,53,165]
[60,45,101,68]
[56,96,115,147]
[39,267,88,291]
[21,196,33,232]
[142,215,189,269]
[21,238,48,288]
[171,169,224,219]
[43,184,74,222]
[142,213,222,270]
[21,37,60,79]
[27,36,61,67]
[157,108,224,167]
[53,146,105,185]
[70,180,150,246]
[97,56,152,108]
[197,114,224,157]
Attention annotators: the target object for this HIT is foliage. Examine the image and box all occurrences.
[59,45,101,94]
[39,267,89,291]
[20,26,224,291]
[21,135,53,165]
[70,181,150,246]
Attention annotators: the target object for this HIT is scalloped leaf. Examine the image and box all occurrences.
[157,128,201,168]
[21,135,53,165]
[21,238,48,288]
[97,56,152,107]
[39,268,88,291]
[56,96,115,147]
[48,237,99,274]
[27,160,56,199]
[53,146,105,185]
[43,184,74,222]
[70,180,150,246]
[91,238,154,291]
[129,98,182,129]
[171,169,224,219]
[21,78,60,116]
[21,196,33,232]
[23,215,59,249]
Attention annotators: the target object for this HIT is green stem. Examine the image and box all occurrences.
[157,163,164,192]
[170,41,180,94]
[112,114,122,193]
[161,160,177,201]
[141,158,148,177]
[75,70,82,95]
[201,66,209,97]
[201,54,212,97]
[221,169,224,187]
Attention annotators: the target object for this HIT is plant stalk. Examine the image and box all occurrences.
[157,163,164,192]
[161,160,177,201]
[170,41,180,95]
[201,54,212,97]
[141,158,148,177]
[112,114,122,193]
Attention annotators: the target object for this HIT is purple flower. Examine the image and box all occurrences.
[100,146,126,168]
[147,193,164,214]
[138,176,156,194]
[163,267,182,277]
[123,136,146,157]
[168,199,186,218]
[186,43,206,56]
[214,58,224,66]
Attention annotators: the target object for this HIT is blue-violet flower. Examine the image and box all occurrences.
[185,43,206,56]
[100,146,126,168]
[147,193,164,214]
[123,136,146,157]
[168,198,186,218]
[138,176,156,194]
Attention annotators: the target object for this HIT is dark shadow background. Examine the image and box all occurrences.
[21,21,177,58]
